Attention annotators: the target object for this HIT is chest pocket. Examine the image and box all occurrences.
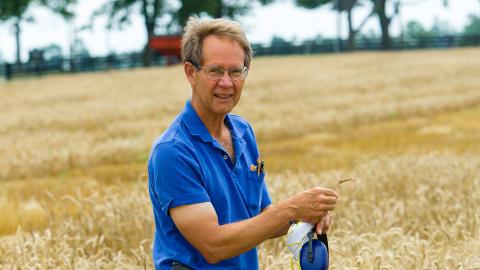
[244,170,266,216]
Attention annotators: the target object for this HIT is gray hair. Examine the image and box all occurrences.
[181,16,252,68]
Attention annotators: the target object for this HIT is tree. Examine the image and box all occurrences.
[95,0,167,67]
[270,35,290,46]
[174,0,262,29]
[295,0,374,51]
[405,20,431,38]
[0,0,75,69]
[463,14,480,36]
[339,0,375,50]
[0,0,32,68]
[371,0,450,50]
[405,19,453,38]
[71,38,90,58]
[370,0,394,50]
[41,43,63,61]
[95,1,269,66]
[430,18,453,36]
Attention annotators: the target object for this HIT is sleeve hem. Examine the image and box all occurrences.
[161,192,211,215]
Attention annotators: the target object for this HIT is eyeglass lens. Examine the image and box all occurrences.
[204,66,248,81]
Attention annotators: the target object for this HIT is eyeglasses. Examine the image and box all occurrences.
[190,61,248,81]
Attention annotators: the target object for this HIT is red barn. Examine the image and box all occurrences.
[149,35,182,65]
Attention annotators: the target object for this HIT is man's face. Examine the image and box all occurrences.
[186,35,246,117]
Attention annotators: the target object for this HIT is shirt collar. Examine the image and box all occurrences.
[224,113,248,140]
[181,100,248,142]
[182,100,213,143]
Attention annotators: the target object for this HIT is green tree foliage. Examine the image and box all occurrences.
[404,19,456,48]
[430,18,453,36]
[405,21,431,38]
[270,35,290,46]
[296,0,330,9]
[463,14,480,36]
[174,0,272,29]
[406,19,453,39]
[40,43,63,61]
[0,0,75,68]
[71,38,90,58]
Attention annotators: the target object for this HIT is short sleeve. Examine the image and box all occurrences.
[148,141,210,215]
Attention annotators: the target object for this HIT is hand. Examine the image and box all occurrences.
[315,211,332,235]
[285,187,338,222]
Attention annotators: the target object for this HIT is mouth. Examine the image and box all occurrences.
[214,94,234,100]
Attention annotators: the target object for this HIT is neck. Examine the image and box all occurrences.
[191,99,226,139]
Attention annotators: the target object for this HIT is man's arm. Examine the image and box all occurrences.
[169,187,337,264]
[260,205,290,239]
[263,207,334,240]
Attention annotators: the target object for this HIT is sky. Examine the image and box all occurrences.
[0,0,479,63]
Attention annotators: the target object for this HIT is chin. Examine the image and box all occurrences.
[212,101,236,115]
[214,106,233,115]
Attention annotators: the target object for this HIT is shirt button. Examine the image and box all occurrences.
[223,155,228,160]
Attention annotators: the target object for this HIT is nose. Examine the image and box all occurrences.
[218,70,234,87]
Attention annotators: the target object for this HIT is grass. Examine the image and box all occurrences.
[1,48,480,269]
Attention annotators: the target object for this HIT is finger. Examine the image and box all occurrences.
[316,216,325,235]
[322,213,331,233]
[319,195,338,205]
[314,187,338,198]
[315,202,335,212]
[320,204,335,212]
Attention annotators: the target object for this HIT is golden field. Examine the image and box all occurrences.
[0,48,479,269]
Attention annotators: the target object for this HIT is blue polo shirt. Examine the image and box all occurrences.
[148,100,272,270]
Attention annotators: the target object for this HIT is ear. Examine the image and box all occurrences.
[184,62,197,86]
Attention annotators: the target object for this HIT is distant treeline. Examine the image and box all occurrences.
[1,34,479,81]
[1,0,479,69]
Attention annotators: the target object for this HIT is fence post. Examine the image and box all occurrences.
[5,63,12,80]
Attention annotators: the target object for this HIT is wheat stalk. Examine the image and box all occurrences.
[338,178,353,184]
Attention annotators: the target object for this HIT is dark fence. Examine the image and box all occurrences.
[253,34,480,55]
[0,53,181,80]
[1,34,479,80]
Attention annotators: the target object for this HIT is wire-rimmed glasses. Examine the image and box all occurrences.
[190,61,248,81]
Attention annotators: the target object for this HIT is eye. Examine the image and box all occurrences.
[229,67,244,78]
[207,67,224,76]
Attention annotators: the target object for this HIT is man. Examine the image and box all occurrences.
[148,16,338,270]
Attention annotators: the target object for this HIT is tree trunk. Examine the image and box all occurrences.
[14,19,21,71]
[346,0,374,51]
[347,9,355,51]
[143,22,154,67]
[142,0,160,67]
[374,0,391,50]
[335,3,342,52]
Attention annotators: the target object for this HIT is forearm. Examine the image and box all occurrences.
[262,205,291,239]
[269,221,291,239]
[171,187,338,264]
[204,202,292,262]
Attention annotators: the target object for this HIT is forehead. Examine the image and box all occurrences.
[202,35,245,66]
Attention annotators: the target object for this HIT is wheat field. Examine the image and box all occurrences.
[0,48,479,269]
